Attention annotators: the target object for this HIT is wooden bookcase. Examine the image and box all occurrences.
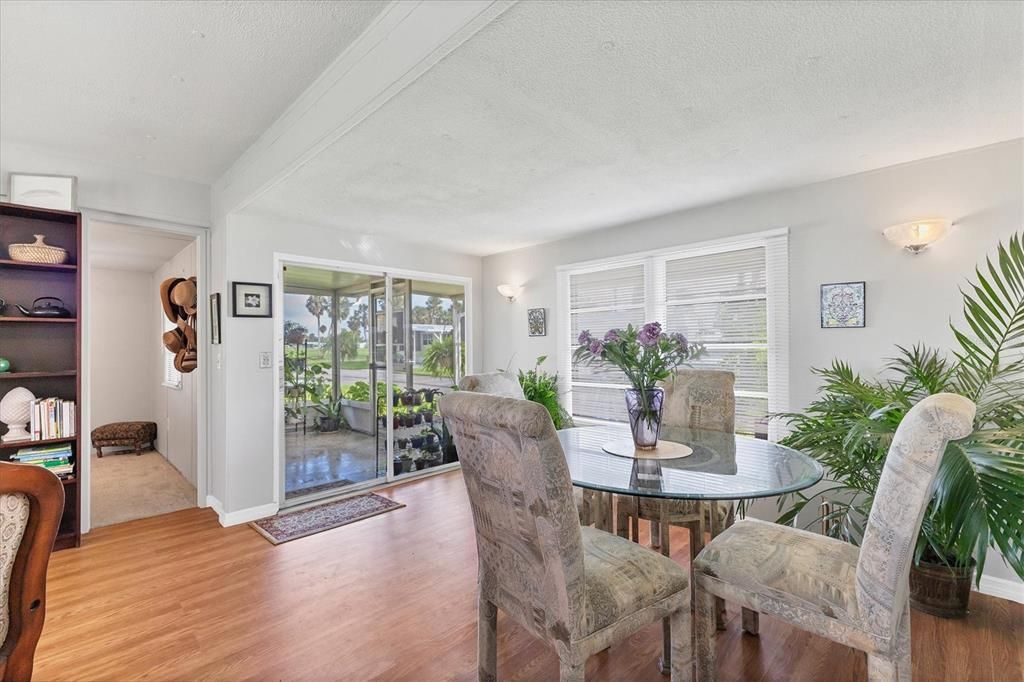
[0,201,82,550]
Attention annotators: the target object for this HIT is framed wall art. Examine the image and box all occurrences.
[232,281,272,318]
[527,308,547,336]
[210,293,222,343]
[820,281,865,328]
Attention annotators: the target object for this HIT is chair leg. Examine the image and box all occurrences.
[559,659,585,682]
[695,585,717,682]
[651,519,662,549]
[741,608,759,635]
[867,655,910,682]
[670,596,693,681]
[616,496,630,539]
[478,596,497,682]
[868,600,911,680]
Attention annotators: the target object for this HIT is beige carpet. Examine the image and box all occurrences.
[90,451,196,528]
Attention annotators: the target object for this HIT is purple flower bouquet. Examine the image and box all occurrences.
[573,322,704,449]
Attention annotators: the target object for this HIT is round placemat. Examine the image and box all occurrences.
[601,439,694,460]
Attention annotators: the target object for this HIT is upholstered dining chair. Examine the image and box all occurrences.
[1,461,65,682]
[457,371,526,400]
[440,392,693,681]
[693,393,976,682]
[456,371,595,525]
[615,369,737,628]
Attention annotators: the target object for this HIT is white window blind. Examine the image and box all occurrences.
[162,318,182,389]
[559,230,789,437]
[567,263,647,421]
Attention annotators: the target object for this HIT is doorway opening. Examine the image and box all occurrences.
[87,220,199,528]
[280,262,468,508]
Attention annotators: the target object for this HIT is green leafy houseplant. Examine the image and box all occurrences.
[517,356,574,430]
[777,233,1024,597]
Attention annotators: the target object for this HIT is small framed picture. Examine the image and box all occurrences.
[820,281,866,328]
[232,281,272,318]
[527,308,547,336]
[210,293,222,343]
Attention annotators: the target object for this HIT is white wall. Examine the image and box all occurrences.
[207,211,483,519]
[88,268,157,431]
[0,141,210,226]
[481,139,1023,588]
[153,241,199,486]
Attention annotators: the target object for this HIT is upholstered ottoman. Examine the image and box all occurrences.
[91,421,157,457]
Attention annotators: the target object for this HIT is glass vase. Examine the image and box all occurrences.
[624,387,664,450]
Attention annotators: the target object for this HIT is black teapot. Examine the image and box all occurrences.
[15,296,74,318]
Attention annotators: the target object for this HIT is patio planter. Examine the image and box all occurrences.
[317,416,340,432]
[339,398,373,434]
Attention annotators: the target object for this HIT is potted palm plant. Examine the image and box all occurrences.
[777,233,1024,617]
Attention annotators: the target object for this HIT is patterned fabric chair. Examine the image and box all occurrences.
[457,372,526,400]
[1,461,64,682]
[440,392,693,681]
[693,393,976,682]
[615,369,737,627]
[457,371,594,525]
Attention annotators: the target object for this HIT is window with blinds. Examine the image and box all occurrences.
[559,230,789,437]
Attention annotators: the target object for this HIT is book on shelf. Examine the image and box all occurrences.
[11,442,75,478]
[28,397,76,441]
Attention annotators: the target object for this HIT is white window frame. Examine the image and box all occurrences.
[557,228,789,439]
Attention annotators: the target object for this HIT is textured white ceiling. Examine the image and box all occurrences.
[0,0,387,183]
[89,221,193,272]
[249,0,1024,255]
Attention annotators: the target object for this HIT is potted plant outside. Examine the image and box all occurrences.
[410,434,425,449]
[338,382,374,434]
[776,233,1024,618]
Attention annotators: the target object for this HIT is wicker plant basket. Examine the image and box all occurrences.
[8,234,69,264]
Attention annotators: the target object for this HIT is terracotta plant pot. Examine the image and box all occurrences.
[909,559,975,618]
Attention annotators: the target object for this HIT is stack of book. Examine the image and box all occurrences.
[29,397,76,441]
[12,443,74,479]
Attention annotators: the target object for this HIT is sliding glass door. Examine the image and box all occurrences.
[388,278,466,479]
[281,264,468,506]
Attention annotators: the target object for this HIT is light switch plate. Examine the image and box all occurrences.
[259,352,272,369]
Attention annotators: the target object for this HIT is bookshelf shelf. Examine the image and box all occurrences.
[0,436,77,451]
[0,316,77,324]
[0,201,82,550]
[0,258,77,272]
[0,370,77,380]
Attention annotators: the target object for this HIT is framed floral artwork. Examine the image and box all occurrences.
[820,281,866,328]
[527,308,546,336]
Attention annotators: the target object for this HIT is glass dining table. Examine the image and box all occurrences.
[557,422,824,674]
[558,422,824,516]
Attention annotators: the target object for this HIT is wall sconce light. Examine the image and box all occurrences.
[496,284,522,302]
[883,219,952,254]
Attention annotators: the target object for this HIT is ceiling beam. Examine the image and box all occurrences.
[212,0,514,218]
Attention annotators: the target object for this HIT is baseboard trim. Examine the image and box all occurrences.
[975,575,1024,604]
[212,501,279,527]
[205,494,224,516]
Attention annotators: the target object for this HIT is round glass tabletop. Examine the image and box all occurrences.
[558,423,823,500]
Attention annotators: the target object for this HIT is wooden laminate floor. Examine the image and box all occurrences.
[37,470,1022,681]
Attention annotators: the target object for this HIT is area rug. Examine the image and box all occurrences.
[250,493,404,545]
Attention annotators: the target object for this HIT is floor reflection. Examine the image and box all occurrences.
[285,428,381,498]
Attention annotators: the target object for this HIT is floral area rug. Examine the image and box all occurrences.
[250,493,404,545]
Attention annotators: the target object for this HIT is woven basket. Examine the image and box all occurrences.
[8,234,69,264]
